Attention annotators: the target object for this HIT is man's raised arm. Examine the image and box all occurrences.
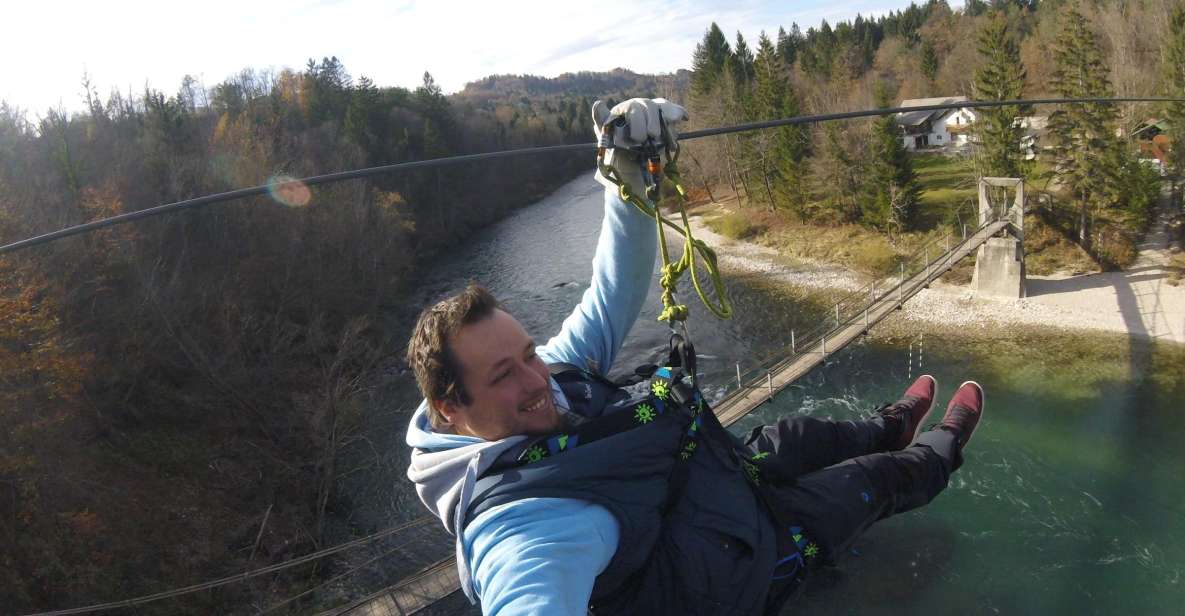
[537,99,686,374]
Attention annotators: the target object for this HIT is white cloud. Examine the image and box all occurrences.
[1,0,914,114]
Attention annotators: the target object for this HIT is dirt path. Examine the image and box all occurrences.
[1021,203,1184,343]
[688,201,1185,344]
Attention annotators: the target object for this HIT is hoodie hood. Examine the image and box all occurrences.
[406,375,576,534]
[405,376,572,601]
[405,399,525,535]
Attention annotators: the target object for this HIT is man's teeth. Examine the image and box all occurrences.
[524,398,546,412]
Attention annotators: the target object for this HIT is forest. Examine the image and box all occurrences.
[681,0,1182,272]
[0,59,670,612]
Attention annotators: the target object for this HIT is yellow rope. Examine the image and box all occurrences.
[597,151,732,324]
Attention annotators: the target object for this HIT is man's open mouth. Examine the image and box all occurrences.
[522,397,547,413]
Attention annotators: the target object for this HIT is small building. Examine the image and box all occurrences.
[1132,118,1172,166]
[1131,118,1169,140]
[1017,115,1049,160]
[896,96,978,151]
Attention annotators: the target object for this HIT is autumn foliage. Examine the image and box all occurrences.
[0,59,669,612]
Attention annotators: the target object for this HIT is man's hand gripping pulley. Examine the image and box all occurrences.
[591,98,733,333]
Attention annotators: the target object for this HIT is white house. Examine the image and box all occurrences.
[896,96,978,151]
[1017,115,1048,160]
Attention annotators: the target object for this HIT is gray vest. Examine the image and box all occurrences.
[466,366,779,615]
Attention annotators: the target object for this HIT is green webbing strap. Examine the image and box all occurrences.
[597,148,732,323]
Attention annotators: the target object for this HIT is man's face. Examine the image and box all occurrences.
[436,309,561,440]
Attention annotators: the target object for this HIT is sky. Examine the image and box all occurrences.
[2,0,947,116]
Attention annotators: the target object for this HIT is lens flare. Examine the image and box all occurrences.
[267,174,311,207]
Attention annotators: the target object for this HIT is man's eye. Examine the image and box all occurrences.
[492,371,510,384]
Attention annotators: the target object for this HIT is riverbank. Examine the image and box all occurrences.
[686,204,1185,345]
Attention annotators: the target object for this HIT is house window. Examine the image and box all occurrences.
[936,134,942,141]
[956,116,961,125]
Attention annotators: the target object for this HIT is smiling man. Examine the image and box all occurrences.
[409,291,564,440]
[405,98,985,615]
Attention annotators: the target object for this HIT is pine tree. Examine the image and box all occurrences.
[972,15,1029,178]
[415,72,455,157]
[965,0,990,17]
[775,26,799,67]
[814,124,864,223]
[691,23,732,96]
[727,32,759,197]
[1047,6,1121,250]
[303,56,351,125]
[732,32,756,85]
[866,84,920,232]
[345,76,386,163]
[753,33,810,216]
[920,39,939,86]
[1162,4,1185,178]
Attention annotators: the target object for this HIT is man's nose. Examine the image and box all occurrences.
[519,362,547,392]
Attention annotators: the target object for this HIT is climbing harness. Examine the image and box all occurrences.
[485,363,708,513]
[595,112,733,326]
[490,364,704,465]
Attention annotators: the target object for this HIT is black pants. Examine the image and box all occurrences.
[741,414,960,612]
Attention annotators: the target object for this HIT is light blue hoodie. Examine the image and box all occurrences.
[406,184,658,615]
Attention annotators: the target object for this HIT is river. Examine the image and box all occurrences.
[370,175,1185,614]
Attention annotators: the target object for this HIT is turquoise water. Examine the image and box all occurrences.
[383,177,1185,614]
[733,336,1185,615]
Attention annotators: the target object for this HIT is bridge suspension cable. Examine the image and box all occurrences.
[1,96,1178,256]
[18,516,435,616]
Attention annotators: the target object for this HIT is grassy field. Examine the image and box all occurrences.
[913,153,979,229]
[703,153,1126,278]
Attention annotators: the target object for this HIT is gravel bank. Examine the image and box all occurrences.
[688,210,1185,345]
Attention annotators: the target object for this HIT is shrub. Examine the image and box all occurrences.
[1168,252,1184,286]
[850,237,899,276]
[1120,157,1162,227]
[708,212,765,240]
[1093,227,1138,270]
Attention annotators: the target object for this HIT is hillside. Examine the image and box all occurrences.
[460,67,690,100]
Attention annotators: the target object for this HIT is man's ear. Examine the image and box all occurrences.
[432,398,460,429]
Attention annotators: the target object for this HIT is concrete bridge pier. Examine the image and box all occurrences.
[972,237,1026,297]
[971,177,1026,298]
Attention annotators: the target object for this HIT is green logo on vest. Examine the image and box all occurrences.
[634,403,657,424]
[651,380,670,400]
[525,445,547,463]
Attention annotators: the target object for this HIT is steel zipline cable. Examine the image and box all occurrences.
[12,95,1183,616]
[1,96,1179,256]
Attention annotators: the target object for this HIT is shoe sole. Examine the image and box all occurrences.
[954,380,984,448]
[907,375,938,446]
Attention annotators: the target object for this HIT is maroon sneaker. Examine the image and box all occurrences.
[879,375,936,450]
[940,381,984,449]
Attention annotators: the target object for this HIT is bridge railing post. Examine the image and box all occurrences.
[835,303,840,328]
[899,262,905,303]
[791,329,795,354]
[736,363,742,389]
[766,371,774,402]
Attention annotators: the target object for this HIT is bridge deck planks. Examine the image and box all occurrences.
[716,220,1008,426]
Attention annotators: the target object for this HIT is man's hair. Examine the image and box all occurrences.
[407,283,501,428]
